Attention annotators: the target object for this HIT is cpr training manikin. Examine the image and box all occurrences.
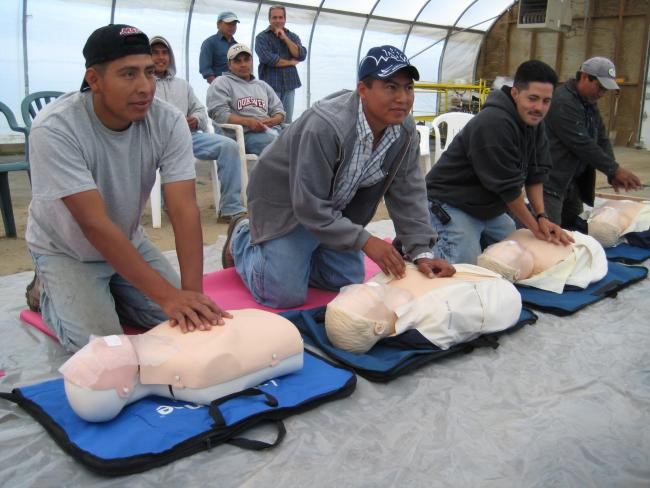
[587,199,650,248]
[59,309,304,422]
[477,228,608,293]
[325,264,522,354]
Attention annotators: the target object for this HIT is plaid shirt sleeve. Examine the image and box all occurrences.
[255,31,280,66]
[288,31,307,61]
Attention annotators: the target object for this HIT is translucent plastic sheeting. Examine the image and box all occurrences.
[405,25,446,118]
[418,0,474,27]
[308,12,365,107]
[1,221,649,487]
[0,1,24,143]
[25,0,111,94]
[113,0,191,81]
[440,31,484,83]
[372,0,429,22]
[456,0,514,30]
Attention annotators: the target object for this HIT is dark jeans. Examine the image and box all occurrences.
[544,185,585,230]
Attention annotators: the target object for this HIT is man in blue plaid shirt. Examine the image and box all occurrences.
[254,5,307,123]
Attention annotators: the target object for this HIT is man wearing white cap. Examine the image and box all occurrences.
[206,43,285,155]
[199,11,239,84]
[544,57,642,229]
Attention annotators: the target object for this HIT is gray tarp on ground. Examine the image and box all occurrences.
[1,221,649,488]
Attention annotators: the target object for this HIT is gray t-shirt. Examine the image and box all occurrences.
[26,91,195,261]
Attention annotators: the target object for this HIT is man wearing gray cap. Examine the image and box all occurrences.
[544,57,642,229]
[199,11,239,84]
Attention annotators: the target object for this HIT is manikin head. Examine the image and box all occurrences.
[477,240,535,282]
[588,200,638,247]
[325,282,414,353]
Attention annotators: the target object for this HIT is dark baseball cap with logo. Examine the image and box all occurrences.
[80,24,151,91]
[358,45,419,82]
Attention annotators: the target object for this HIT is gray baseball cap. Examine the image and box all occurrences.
[580,57,619,90]
[218,11,239,23]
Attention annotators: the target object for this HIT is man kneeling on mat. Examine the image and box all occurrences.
[477,228,607,293]
[325,264,522,354]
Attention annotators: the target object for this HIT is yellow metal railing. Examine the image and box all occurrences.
[413,79,491,122]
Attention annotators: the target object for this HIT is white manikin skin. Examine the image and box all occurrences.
[479,228,572,279]
[324,265,507,353]
[61,309,303,422]
[588,200,644,247]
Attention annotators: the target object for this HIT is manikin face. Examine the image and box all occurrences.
[229,53,253,80]
[218,20,238,40]
[151,43,170,77]
[85,54,156,131]
[269,8,286,30]
[510,81,553,126]
[576,73,608,104]
[357,70,415,134]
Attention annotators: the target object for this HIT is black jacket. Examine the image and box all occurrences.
[544,79,618,206]
[426,86,551,220]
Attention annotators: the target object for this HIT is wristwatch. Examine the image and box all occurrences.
[535,212,549,221]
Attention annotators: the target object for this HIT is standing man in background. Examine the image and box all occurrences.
[543,57,642,229]
[255,5,307,123]
[199,11,239,84]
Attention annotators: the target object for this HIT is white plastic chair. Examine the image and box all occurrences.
[149,123,225,229]
[416,125,432,174]
[431,112,474,165]
[215,122,258,206]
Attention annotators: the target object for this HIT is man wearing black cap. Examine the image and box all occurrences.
[24,24,230,352]
[221,45,454,309]
[543,57,642,229]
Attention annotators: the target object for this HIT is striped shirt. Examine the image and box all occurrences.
[332,102,401,210]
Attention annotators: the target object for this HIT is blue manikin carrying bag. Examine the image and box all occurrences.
[0,350,356,477]
[282,307,538,382]
[517,261,648,316]
[605,243,650,264]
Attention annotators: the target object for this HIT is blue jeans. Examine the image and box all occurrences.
[278,90,295,124]
[192,131,245,216]
[429,200,515,265]
[32,238,179,352]
[231,222,365,308]
[243,127,280,156]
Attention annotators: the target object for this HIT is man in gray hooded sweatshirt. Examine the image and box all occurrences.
[206,43,285,156]
[150,36,246,221]
[221,45,455,309]
[426,60,572,265]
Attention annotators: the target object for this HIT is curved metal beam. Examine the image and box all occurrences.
[22,0,29,96]
[437,0,478,83]
[355,0,381,71]
[110,0,116,24]
[306,0,325,108]
[185,0,195,81]
[251,0,263,53]
[403,0,432,53]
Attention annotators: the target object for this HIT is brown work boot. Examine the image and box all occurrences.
[222,213,248,269]
[25,273,41,312]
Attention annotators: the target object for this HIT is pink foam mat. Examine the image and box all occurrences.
[20,257,381,340]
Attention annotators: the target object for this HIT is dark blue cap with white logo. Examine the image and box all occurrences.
[358,45,420,81]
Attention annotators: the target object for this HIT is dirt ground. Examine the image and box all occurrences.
[1,147,647,276]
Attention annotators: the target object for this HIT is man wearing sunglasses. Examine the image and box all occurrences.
[543,57,642,229]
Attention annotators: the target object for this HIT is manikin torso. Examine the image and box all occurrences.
[588,200,646,247]
[325,264,522,353]
[60,309,304,422]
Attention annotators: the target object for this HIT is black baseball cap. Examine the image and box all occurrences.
[81,24,151,91]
